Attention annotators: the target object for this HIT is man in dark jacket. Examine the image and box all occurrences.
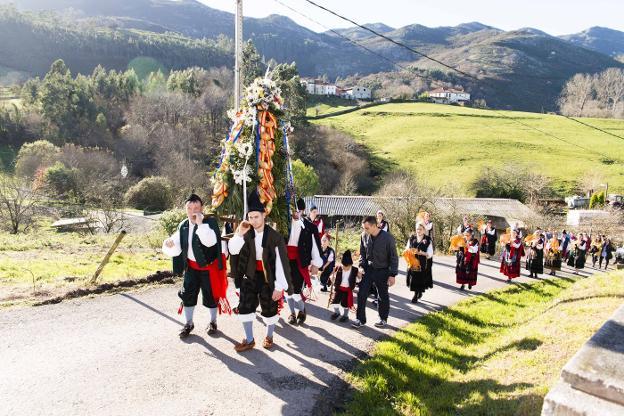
[352,215,399,329]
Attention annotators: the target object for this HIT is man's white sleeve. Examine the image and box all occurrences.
[196,223,217,247]
[162,230,182,257]
[228,234,245,255]
[310,236,324,268]
[274,247,289,292]
[468,243,479,254]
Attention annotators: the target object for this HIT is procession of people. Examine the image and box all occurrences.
[162,193,617,352]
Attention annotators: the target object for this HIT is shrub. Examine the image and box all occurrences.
[159,209,187,234]
[43,161,79,199]
[15,140,59,179]
[292,159,320,197]
[124,176,174,212]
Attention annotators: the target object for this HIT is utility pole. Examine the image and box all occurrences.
[234,0,243,112]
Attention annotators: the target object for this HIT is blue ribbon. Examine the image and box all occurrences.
[213,122,244,178]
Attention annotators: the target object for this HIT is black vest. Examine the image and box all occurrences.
[172,217,223,275]
[292,218,322,268]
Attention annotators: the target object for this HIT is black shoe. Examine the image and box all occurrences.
[339,315,349,322]
[287,313,298,325]
[468,285,472,290]
[207,321,218,336]
[411,295,418,304]
[330,312,340,320]
[418,292,423,299]
[320,286,328,292]
[460,284,465,291]
[297,310,307,325]
[179,322,194,338]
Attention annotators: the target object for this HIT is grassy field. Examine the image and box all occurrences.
[0,227,171,306]
[341,270,624,415]
[306,95,358,117]
[313,103,624,195]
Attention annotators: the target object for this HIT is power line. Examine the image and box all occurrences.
[293,0,623,161]
[561,114,624,142]
[300,0,479,80]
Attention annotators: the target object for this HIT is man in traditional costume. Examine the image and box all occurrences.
[319,234,336,292]
[227,190,292,351]
[500,229,524,281]
[329,250,357,322]
[456,216,471,235]
[455,228,479,290]
[284,198,323,325]
[162,194,229,338]
[405,222,434,302]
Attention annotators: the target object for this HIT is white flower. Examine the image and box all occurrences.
[232,165,253,185]
[235,140,254,159]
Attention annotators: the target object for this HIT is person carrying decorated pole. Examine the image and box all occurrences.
[227,190,292,352]
[162,194,229,339]
[526,232,545,279]
[545,232,562,276]
[284,198,323,325]
[329,250,357,322]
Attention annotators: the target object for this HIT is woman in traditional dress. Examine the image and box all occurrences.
[455,228,480,291]
[422,211,435,290]
[480,219,497,260]
[590,235,603,268]
[377,210,390,232]
[500,229,524,282]
[545,233,562,276]
[599,236,614,270]
[405,222,434,303]
[571,233,588,274]
[526,232,545,278]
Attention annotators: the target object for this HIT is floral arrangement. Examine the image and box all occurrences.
[211,77,293,234]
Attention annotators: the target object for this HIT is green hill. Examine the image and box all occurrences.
[313,102,624,195]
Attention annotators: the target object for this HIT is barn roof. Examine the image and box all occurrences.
[303,195,534,224]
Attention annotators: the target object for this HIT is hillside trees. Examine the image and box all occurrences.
[559,68,624,118]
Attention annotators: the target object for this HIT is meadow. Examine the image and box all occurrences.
[313,102,624,195]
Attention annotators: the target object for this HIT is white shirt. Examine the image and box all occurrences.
[467,241,479,254]
[162,222,217,260]
[404,236,434,258]
[287,218,324,268]
[340,267,352,287]
[228,229,289,292]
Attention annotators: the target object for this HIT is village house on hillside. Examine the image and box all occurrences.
[301,79,372,100]
[428,87,471,105]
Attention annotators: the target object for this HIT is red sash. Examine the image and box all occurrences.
[338,286,353,308]
[287,245,312,288]
[187,255,231,314]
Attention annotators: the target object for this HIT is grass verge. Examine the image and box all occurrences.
[341,270,624,415]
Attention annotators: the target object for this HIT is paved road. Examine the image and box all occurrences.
[0,256,599,416]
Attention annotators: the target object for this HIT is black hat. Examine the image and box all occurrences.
[185,193,203,205]
[341,250,353,266]
[247,189,265,213]
[296,198,306,211]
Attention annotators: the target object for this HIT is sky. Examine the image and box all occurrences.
[200,0,624,36]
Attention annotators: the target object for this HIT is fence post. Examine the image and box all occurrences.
[90,230,127,285]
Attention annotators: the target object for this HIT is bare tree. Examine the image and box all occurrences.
[595,68,624,114]
[0,175,42,234]
[559,73,595,116]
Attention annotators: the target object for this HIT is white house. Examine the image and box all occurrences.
[428,87,470,104]
[301,79,337,96]
[342,86,372,100]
